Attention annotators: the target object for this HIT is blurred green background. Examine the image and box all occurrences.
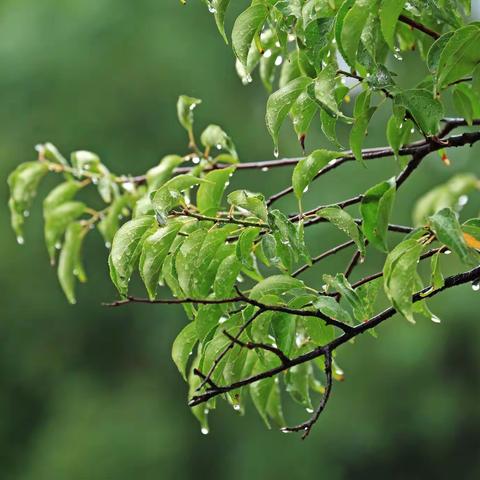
[1,1,480,478]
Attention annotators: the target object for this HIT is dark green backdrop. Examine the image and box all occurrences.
[1,1,479,478]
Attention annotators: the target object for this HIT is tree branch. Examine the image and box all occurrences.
[188,264,480,409]
[398,14,441,39]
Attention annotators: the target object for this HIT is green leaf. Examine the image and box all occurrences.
[172,322,198,381]
[271,312,296,356]
[349,90,376,165]
[427,31,454,74]
[140,222,182,300]
[232,3,269,67]
[43,181,83,213]
[214,254,242,299]
[286,362,313,409]
[452,84,476,126]
[57,222,87,305]
[8,161,49,241]
[227,190,268,222]
[310,65,350,120]
[236,227,261,268]
[361,178,396,252]
[146,155,184,192]
[109,216,155,296]
[413,174,479,226]
[394,89,444,136]
[200,125,238,159]
[383,238,424,323]
[266,76,313,152]
[430,251,445,291]
[436,24,480,90]
[290,90,318,141]
[340,0,376,67]
[386,108,412,158]
[197,167,235,216]
[428,208,473,265]
[44,201,87,264]
[211,0,231,43]
[152,174,202,224]
[98,193,135,246]
[292,149,341,200]
[323,273,363,314]
[316,206,365,257]
[250,361,285,428]
[380,0,406,49]
[250,275,304,302]
[177,95,202,132]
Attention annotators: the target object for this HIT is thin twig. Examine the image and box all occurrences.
[281,349,333,439]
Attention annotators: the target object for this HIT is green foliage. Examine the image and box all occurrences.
[7,0,480,435]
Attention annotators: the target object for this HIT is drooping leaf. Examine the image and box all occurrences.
[436,24,480,90]
[177,95,202,133]
[172,322,198,381]
[383,238,425,323]
[292,149,341,200]
[8,161,49,241]
[394,89,444,136]
[361,178,396,252]
[316,206,365,257]
[227,189,268,222]
[428,208,474,265]
[266,76,313,152]
[44,201,87,264]
[197,167,235,216]
[57,222,87,305]
[152,174,202,224]
[380,0,407,49]
[211,0,231,43]
[109,216,155,296]
[349,90,376,165]
[232,3,269,67]
[140,222,182,300]
[340,0,377,67]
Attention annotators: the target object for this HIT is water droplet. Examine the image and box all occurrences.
[273,147,279,158]
[105,242,111,249]
[444,249,451,255]
[23,210,30,218]
[261,166,269,172]
[201,427,209,435]
[431,315,441,323]
[280,427,291,434]
[458,195,469,207]
[218,316,227,324]
[55,242,62,250]
[16,236,24,245]
[122,181,135,192]
[472,280,480,291]
[303,186,309,193]
[274,55,283,66]
[233,404,241,411]
[306,407,314,413]
[264,49,272,58]
[410,128,415,134]
[192,156,200,164]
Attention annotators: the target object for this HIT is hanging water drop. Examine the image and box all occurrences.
[431,314,441,323]
[274,55,283,66]
[458,195,468,207]
[201,427,209,435]
[17,236,24,245]
[472,280,480,291]
[263,49,272,58]
[261,166,269,172]
[233,404,241,411]
[444,249,451,255]
[306,407,314,413]
[105,242,111,249]
[273,147,279,158]
[23,210,30,218]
